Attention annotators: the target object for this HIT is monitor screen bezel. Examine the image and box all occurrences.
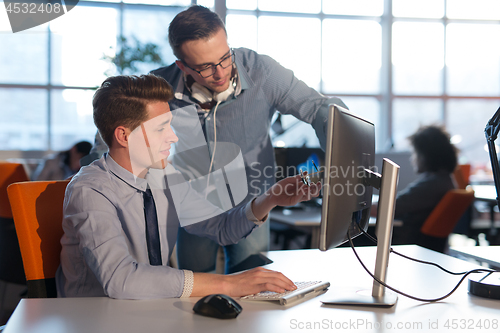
[319,104,376,251]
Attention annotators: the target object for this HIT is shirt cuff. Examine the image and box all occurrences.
[245,198,267,226]
[180,270,194,298]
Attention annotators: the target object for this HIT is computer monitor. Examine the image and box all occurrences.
[319,106,375,250]
[319,104,400,307]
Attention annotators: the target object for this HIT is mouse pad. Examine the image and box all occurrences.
[227,254,273,273]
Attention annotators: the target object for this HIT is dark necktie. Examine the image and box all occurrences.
[143,188,162,265]
[164,182,179,227]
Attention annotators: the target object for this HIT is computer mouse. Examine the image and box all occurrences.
[193,294,242,319]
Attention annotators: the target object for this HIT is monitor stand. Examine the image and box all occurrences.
[322,158,400,308]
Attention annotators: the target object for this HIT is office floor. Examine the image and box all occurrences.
[0,282,25,326]
[0,310,13,326]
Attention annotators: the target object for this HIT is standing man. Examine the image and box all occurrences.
[150,5,347,274]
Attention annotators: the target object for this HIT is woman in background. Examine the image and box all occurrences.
[392,125,458,253]
[32,141,92,181]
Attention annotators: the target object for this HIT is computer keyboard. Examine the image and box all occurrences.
[240,281,330,305]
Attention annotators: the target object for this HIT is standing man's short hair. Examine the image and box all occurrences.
[93,74,174,148]
[168,5,227,60]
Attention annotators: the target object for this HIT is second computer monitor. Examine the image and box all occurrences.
[319,104,376,251]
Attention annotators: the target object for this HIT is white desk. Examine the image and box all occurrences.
[4,246,500,333]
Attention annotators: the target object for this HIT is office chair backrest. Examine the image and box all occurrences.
[7,180,69,298]
[453,164,471,190]
[0,162,30,285]
[0,162,29,219]
[420,188,475,238]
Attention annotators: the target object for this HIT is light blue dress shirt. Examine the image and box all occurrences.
[56,154,262,299]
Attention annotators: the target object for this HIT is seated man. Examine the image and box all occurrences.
[55,74,320,299]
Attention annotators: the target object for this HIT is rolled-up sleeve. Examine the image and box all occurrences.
[180,270,194,298]
[245,198,266,226]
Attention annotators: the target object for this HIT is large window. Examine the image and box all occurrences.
[0,1,186,152]
[226,0,500,169]
[1,0,500,171]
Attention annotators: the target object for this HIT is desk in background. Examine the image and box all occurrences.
[472,184,497,200]
[5,245,499,333]
[270,203,401,249]
[471,185,500,242]
[449,245,500,270]
[270,206,322,249]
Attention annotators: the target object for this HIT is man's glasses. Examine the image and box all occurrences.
[183,50,234,78]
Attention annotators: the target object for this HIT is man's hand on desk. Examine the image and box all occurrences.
[224,267,297,297]
[190,267,297,297]
[252,174,322,221]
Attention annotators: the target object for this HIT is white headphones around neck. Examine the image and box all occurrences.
[189,76,237,105]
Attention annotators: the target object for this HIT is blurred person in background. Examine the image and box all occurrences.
[32,141,92,181]
[391,125,458,252]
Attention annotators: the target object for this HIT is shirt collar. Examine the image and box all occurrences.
[104,153,148,192]
[233,52,252,91]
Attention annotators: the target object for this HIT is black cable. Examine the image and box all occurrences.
[347,228,498,303]
[390,248,470,276]
[357,222,492,276]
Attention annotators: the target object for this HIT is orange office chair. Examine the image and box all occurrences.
[0,162,30,219]
[453,164,471,190]
[0,162,30,285]
[7,180,69,298]
[419,188,475,253]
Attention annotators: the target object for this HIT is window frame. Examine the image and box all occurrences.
[1,0,500,165]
